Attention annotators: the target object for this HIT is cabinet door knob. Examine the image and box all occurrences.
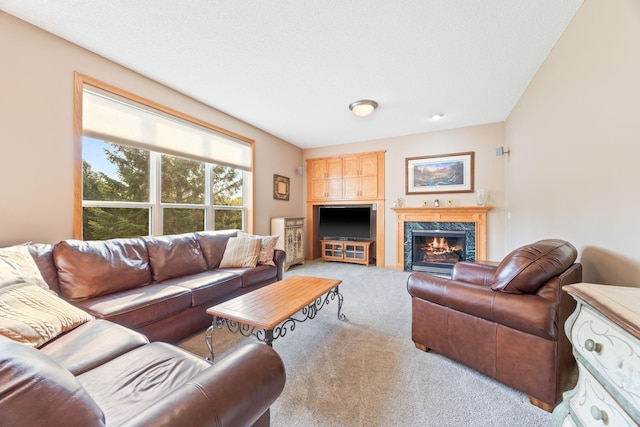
[585,338,603,353]
[590,405,609,424]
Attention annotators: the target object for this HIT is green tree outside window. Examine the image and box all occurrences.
[82,139,244,240]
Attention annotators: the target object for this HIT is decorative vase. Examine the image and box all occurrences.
[475,189,489,206]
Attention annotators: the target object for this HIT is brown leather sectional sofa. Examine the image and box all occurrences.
[1,328,286,426]
[28,230,285,342]
[407,239,582,412]
[1,230,288,426]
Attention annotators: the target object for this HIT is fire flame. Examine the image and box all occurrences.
[432,236,449,250]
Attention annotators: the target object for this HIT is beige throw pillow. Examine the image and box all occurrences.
[238,231,280,266]
[0,244,49,289]
[0,282,94,347]
[219,237,262,268]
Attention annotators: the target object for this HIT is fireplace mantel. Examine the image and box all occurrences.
[391,206,493,270]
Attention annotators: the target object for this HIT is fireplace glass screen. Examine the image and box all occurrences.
[412,230,466,274]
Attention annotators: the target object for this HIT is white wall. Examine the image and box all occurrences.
[304,122,506,267]
[0,11,304,245]
[505,0,640,287]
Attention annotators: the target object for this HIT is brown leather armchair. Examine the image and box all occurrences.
[407,239,582,412]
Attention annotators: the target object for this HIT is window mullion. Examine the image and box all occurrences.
[242,170,247,230]
[204,163,213,230]
[150,152,162,235]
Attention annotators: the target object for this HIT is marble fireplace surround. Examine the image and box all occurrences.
[391,207,492,271]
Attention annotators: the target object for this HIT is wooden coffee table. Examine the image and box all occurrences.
[205,275,344,361]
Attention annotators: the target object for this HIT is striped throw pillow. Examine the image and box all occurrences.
[219,237,262,268]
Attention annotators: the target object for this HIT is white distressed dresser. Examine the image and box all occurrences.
[552,283,640,426]
[270,217,305,271]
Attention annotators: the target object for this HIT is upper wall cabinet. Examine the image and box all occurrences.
[308,157,343,200]
[309,157,342,180]
[306,151,385,202]
[342,152,378,178]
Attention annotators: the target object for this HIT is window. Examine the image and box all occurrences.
[75,73,254,240]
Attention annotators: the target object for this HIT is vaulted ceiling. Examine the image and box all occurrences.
[0,1,583,148]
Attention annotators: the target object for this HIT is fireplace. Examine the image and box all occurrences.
[412,230,467,274]
[392,206,491,272]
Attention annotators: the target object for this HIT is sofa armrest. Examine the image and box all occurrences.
[121,343,286,427]
[407,271,561,340]
[407,272,495,318]
[451,261,498,286]
[273,249,286,280]
[0,337,105,426]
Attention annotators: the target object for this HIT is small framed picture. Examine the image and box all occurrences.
[273,174,290,201]
[406,151,474,195]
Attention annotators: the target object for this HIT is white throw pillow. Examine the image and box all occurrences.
[237,231,280,266]
[0,282,93,348]
[0,244,49,289]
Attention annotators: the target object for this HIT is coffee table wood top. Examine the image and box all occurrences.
[206,275,342,329]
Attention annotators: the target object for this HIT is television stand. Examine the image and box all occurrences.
[320,240,373,267]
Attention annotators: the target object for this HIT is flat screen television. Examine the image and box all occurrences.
[318,205,372,240]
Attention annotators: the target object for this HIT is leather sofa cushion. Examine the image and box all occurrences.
[143,233,208,282]
[78,342,210,427]
[40,319,148,375]
[54,238,151,300]
[222,264,277,288]
[0,337,104,426]
[28,243,60,293]
[451,261,497,286]
[160,270,243,306]
[196,230,238,269]
[491,239,577,294]
[74,284,192,329]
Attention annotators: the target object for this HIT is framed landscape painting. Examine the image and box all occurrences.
[405,151,474,195]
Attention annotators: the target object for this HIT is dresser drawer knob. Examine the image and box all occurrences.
[584,338,602,353]
[590,405,609,423]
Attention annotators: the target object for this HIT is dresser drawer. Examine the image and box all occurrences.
[284,218,304,227]
[571,305,640,421]
[569,363,636,426]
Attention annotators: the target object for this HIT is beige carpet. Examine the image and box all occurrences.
[178,260,552,427]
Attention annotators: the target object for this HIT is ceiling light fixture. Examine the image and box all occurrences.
[349,99,378,117]
[430,113,445,120]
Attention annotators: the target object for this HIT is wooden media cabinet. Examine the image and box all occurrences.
[320,240,374,267]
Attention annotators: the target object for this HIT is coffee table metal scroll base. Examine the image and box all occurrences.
[205,286,344,361]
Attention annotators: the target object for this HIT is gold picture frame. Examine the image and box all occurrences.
[406,151,474,195]
[273,174,290,201]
